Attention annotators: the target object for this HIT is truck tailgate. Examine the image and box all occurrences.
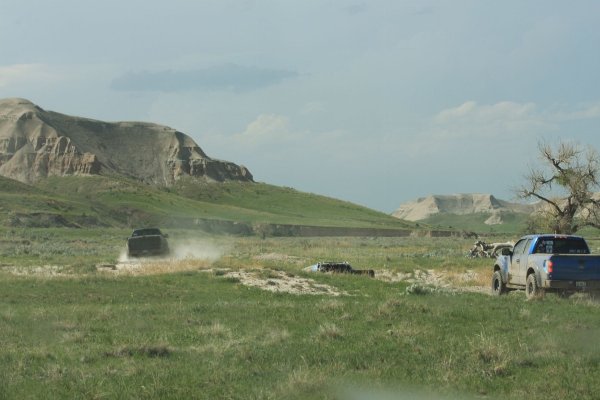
[547,255,600,280]
[129,236,162,251]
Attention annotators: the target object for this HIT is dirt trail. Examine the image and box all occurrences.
[1,255,489,295]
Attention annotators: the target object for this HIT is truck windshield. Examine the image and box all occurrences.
[533,237,590,254]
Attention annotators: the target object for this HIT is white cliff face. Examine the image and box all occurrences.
[392,193,537,221]
[0,98,252,184]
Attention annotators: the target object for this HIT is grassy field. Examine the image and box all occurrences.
[1,229,600,399]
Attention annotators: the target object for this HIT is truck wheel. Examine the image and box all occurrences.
[525,273,543,300]
[491,271,507,296]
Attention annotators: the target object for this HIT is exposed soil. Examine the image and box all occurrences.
[110,258,212,276]
[1,258,489,295]
[219,269,347,296]
[375,268,489,294]
[0,265,70,277]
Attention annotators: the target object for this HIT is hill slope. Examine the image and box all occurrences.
[0,174,417,232]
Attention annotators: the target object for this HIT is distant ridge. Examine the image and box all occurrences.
[392,193,537,223]
[0,98,253,185]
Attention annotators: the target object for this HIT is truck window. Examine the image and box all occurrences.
[513,239,527,255]
[132,228,162,237]
[533,237,590,254]
[523,239,532,254]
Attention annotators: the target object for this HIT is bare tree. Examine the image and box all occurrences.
[517,141,600,234]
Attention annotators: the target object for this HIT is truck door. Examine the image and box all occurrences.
[518,238,533,284]
[510,239,530,285]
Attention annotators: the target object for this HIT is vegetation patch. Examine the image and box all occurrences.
[105,345,173,358]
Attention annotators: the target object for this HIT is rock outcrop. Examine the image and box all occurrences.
[0,98,253,184]
[392,193,537,222]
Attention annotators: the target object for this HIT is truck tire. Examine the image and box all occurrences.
[491,271,507,296]
[525,273,543,300]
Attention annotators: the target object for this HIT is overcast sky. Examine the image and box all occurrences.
[2,0,600,212]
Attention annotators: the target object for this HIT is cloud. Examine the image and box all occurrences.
[430,101,600,141]
[555,103,600,121]
[407,100,600,162]
[431,100,553,139]
[231,114,357,157]
[0,64,57,87]
[233,114,295,145]
[110,64,299,92]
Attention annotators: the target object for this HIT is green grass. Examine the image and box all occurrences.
[18,175,418,231]
[173,178,413,228]
[0,176,97,226]
[0,175,39,193]
[1,231,600,399]
[0,227,129,268]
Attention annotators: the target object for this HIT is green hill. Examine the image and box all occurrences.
[0,175,38,193]
[0,176,101,227]
[1,175,417,233]
[419,211,528,235]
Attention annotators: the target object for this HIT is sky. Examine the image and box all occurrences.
[2,0,600,212]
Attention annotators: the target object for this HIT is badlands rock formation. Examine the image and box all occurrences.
[392,193,536,224]
[0,98,253,184]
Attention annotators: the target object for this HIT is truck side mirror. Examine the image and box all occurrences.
[501,248,512,256]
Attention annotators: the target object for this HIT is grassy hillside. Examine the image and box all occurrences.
[419,211,528,236]
[0,175,38,193]
[172,178,413,229]
[0,175,418,231]
[0,176,99,227]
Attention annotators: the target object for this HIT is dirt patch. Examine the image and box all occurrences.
[375,268,489,294]
[107,259,346,296]
[219,269,347,296]
[0,265,71,277]
[109,258,212,276]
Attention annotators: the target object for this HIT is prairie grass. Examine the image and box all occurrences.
[317,322,343,340]
[1,230,600,399]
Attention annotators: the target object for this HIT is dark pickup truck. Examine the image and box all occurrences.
[127,228,170,258]
[492,234,600,299]
[307,262,375,278]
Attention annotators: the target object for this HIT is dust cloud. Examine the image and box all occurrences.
[118,238,227,263]
[169,238,226,262]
